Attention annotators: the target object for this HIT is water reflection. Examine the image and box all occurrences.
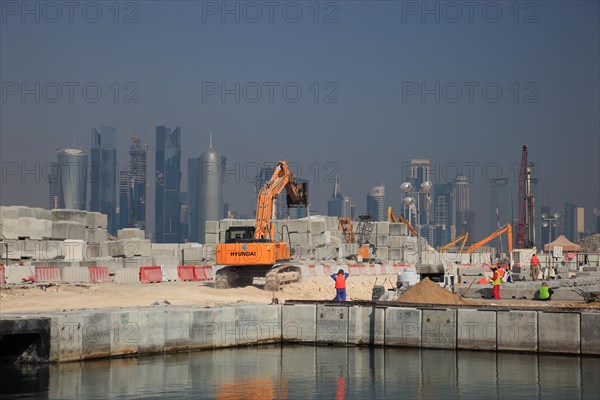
[1,346,598,399]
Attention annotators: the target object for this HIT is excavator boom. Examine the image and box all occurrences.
[388,206,418,236]
[466,224,513,254]
[440,232,469,253]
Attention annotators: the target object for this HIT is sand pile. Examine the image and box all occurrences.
[397,278,465,305]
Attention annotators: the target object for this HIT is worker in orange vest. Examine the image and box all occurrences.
[331,269,350,302]
[490,265,501,300]
[530,253,541,281]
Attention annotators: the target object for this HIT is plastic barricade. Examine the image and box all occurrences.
[322,264,332,276]
[308,264,317,277]
[140,266,162,283]
[35,266,61,282]
[178,265,197,281]
[380,265,388,275]
[89,266,110,282]
[0,266,4,284]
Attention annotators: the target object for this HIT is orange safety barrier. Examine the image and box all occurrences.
[194,265,213,281]
[202,265,214,280]
[308,264,317,277]
[178,265,197,281]
[323,264,332,276]
[89,266,110,282]
[35,266,61,282]
[140,266,162,283]
[0,266,5,284]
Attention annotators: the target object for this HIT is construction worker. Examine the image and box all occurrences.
[490,265,501,300]
[538,281,554,301]
[530,253,541,281]
[331,269,350,302]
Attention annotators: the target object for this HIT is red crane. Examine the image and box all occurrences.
[516,145,528,248]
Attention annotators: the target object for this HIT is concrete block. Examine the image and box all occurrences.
[52,209,88,225]
[317,304,348,344]
[110,310,140,355]
[388,248,402,261]
[375,247,388,261]
[0,206,19,219]
[117,228,145,240]
[183,245,203,263]
[204,233,219,244]
[62,239,87,261]
[376,235,390,247]
[497,311,537,352]
[389,236,403,248]
[385,307,421,347]
[538,312,580,354]
[0,218,19,239]
[457,309,496,350]
[138,309,167,354]
[348,306,384,345]
[581,313,600,355]
[82,312,111,358]
[114,268,140,284]
[34,208,52,220]
[390,223,408,236]
[458,267,485,277]
[110,239,151,258]
[13,206,36,218]
[61,266,90,282]
[190,307,236,348]
[165,309,191,351]
[50,313,84,362]
[4,265,36,284]
[85,228,108,243]
[421,309,456,349]
[376,222,390,235]
[235,305,281,345]
[310,220,326,234]
[205,220,219,234]
[282,304,317,342]
[86,212,107,229]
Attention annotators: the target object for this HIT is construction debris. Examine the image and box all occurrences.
[577,234,600,253]
[397,277,465,305]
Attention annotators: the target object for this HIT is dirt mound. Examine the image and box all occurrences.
[397,278,465,305]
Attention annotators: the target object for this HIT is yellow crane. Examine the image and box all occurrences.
[439,232,469,253]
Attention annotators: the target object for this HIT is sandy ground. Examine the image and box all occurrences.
[1,276,598,314]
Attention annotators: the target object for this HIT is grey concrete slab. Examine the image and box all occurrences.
[389,223,407,236]
[316,304,349,344]
[165,308,191,351]
[348,306,384,345]
[0,218,19,239]
[50,313,85,362]
[189,307,237,348]
[235,305,281,345]
[384,307,421,347]
[538,312,580,354]
[110,310,140,356]
[138,309,167,354]
[82,312,111,358]
[581,312,600,355]
[52,209,88,225]
[282,304,317,342]
[421,309,457,349]
[457,309,497,350]
[117,228,145,240]
[497,310,537,352]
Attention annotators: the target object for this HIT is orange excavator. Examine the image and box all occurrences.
[466,223,513,254]
[387,206,418,236]
[215,161,307,290]
[439,232,469,254]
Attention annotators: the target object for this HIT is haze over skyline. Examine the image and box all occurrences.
[1,1,598,237]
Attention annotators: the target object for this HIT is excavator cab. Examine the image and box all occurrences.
[225,227,261,243]
[286,181,308,207]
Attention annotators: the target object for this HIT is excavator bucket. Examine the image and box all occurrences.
[287,182,308,207]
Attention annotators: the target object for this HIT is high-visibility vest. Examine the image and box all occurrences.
[539,286,550,299]
[492,271,501,286]
[531,256,539,266]
[335,274,346,289]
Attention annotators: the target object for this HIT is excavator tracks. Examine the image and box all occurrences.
[215,265,302,291]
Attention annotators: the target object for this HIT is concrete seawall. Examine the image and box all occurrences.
[1,304,598,362]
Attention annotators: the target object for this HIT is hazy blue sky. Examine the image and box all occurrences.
[1,0,598,236]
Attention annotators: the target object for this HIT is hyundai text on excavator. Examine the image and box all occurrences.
[215,161,308,290]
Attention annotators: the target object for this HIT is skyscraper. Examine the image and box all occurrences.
[327,176,344,217]
[48,162,62,209]
[90,126,117,234]
[119,136,147,231]
[489,178,512,232]
[563,203,577,241]
[155,126,181,243]
[188,136,224,243]
[57,147,88,210]
[367,184,385,221]
[433,182,453,247]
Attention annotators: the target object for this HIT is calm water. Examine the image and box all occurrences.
[1,346,599,399]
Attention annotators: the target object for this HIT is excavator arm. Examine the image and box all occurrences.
[466,224,513,254]
[254,161,307,240]
[387,206,418,236]
[440,232,469,253]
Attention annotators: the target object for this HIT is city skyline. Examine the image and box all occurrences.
[1,2,598,241]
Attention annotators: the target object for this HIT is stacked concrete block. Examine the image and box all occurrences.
[33,208,52,220]
[51,209,88,225]
[86,228,108,243]
[109,239,151,258]
[389,223,408,237]
[18,217,52,239]
[182,244,204,264]
[51,222,86,240]
[0,218,19,239]
[150,243,180,257]
[122,257,153,270]
[86,212,108,229]
[117,228,145,240]
[204,233,219,244]
[61,240,88,261]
